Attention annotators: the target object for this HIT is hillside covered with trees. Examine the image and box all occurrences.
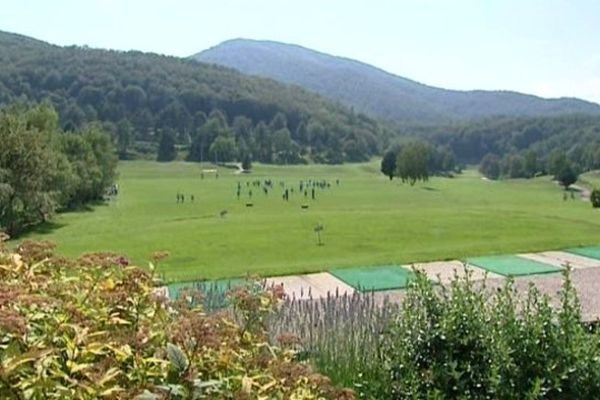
[407,114,600,180]
[195,39,600,123]
[0,31,384,164]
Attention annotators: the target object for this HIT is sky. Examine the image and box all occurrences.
[2,0,599,103]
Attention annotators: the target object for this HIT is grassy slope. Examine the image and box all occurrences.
[579,171,600,189]
[23,161,600,282]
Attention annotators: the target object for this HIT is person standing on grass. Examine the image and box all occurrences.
[312,188,315,200]
[191,194,195,203]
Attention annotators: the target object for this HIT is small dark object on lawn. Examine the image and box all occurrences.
[301,204,309,209]
[246,203,253,207]
[220,210,228,218]
[314,223,324,246]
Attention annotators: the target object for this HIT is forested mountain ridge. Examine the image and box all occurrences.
[194,39,600,123]
[0,30,384,163]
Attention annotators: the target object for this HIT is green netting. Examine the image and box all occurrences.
[566,246,600,261]
[167,278,242,300]
[466,255,562,277]
[331,265,414,292]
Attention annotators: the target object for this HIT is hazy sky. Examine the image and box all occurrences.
[3,0,599,103]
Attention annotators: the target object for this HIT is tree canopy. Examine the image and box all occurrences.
[0,103,117,236]
[0,30,383,164]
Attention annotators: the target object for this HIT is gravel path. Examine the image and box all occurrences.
[374,266,600,322]
[265,272,354,299]
[521,251,600,269]
[408,260,503,284]
[484,267,600,322]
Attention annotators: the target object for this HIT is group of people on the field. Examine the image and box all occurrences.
[234,178,340,202]
[171,177,341,205]
[176,192,194,203]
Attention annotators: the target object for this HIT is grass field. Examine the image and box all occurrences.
[22,161,600,282]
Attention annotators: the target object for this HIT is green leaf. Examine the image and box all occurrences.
[166,343,189,372]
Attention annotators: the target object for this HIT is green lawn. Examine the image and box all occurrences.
[21,161,600,282]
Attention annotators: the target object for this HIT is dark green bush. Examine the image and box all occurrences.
[591,188,600,208]
[384,271,600,399]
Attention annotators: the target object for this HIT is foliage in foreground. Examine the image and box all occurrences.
[0,237,352,399]
[274,269,600,399]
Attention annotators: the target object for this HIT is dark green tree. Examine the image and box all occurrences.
[591,189,600,208]
[209,136,237,163]
[547,150,568,179]
[0,104,117,236]
[396,142,431,185]
[0,105,64,235]
[524,150,538,178]
[556,163,578,189]
[504,154,525,178]
[157,131,177,162]
[242,153,252,171]
[381,150,397,180]
[479,153,502,180]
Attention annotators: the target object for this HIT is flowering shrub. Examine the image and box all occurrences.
[0,237,352,399]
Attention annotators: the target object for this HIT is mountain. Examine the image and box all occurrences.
[0,31,384,163]
[194,39,600,123]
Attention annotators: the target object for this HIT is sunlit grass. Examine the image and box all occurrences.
[22,161,600,282]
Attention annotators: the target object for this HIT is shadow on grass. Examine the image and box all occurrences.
[422,186,439,191]
[63,199,110,213]
[15,200,110,238]
[20,220,67,236]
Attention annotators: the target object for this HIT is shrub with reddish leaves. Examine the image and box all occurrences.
[0,237,351,399]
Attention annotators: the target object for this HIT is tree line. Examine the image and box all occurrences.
[0,104,117,236]
[380,141,457,184]
[155,107,380,165]
[387,114,600,183]
[0,31,384,164]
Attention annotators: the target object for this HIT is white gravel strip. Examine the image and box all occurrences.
[374,267,600,322]
[265,272,354,300]
[520,251,600,269]
[484,268,600,322]
[406,260,504,284]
